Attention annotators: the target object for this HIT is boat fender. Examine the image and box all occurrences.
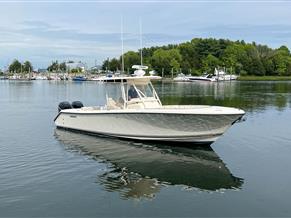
[58,101,72,112]
[72,101,84,109]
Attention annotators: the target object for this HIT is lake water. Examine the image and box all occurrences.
[1,80,291,217]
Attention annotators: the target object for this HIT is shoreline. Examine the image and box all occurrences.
[2,75,291,82]
[238,76,291,81]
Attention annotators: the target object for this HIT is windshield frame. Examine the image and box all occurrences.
[104,78,162,109]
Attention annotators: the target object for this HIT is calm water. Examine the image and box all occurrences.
[1,80,291,217]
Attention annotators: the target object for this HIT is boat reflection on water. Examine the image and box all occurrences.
[54,129,243,199]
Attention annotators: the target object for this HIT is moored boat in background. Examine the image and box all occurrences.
[173,73,190,82]
[187,74,217,82]
[72,76,87,81]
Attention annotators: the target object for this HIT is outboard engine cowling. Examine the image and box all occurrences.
[72,101,84,109]
[58,101,72,112]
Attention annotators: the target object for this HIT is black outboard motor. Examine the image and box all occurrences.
[58,101,72,112]
[71,101,84,109]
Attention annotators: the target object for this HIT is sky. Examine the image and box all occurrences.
[0,0,291,69]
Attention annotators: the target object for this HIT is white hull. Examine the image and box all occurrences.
[188,76,238,82]
[188,76,216,82]
[55,105,244,144]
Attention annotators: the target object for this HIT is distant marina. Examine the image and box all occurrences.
[0,66,239,82]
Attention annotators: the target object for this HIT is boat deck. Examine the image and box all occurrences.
[60,105,245,115]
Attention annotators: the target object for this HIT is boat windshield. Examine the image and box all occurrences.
[105,83,125,109]
[127,83,154,100]
[104,77,161,109]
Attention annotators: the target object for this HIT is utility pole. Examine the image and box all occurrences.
[121,16,125,74]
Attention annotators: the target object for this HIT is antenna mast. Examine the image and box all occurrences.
[121,16,125,74]
[139,19,143,66]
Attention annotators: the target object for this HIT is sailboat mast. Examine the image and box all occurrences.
[121,16,125,74]
[139,19,143,66]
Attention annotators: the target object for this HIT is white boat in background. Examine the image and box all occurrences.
[173,73,189,82]
[187,74,217,82]
[214,68,238,81]
[35,75,48,80]
[174,68,238,83]
[91,66,149,82]
[223,74,238,80]
[54,66,245,145]
[91,74,126,82]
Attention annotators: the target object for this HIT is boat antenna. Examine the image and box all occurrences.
[139,18,143,66]
[121,16,125,74]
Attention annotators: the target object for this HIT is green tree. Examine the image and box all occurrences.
[151,49,169,73]
[170,59,180,73]
[101,37,291,77]
[102,59,110,71]
[222,44,248,74]
[243,44,266,75]
[47,61,59,72]
[151,48,182,75]
[108,58,120,71]
[123,51,140,72]
[278,46,290,56]
[270,48,290,76]
[59,62,67,72]
[70,68,82,74]
[178,42,199,73]
[249,58,265,76]
[286,58,291,76]
[9,59,22,73]
[201,54,220,73]
[261,58,275,76]
[70,68,79,74]
[23,61,33,73]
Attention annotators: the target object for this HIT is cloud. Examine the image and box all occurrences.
[21,20,55,29]
[18,20,192,44]
[0,20,193,68]
[1,1,291,69]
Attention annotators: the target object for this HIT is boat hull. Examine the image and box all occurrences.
[54,107,244,144]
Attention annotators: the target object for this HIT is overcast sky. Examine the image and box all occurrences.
[0,1,291,69]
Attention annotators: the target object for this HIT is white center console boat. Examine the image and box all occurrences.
[54,66,245,144]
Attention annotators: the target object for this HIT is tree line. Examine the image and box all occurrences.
[8,60,33,74]
[47,61,84,74]
[7,60,82,74]
[47,60,67,72]
[102,38,291,76]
